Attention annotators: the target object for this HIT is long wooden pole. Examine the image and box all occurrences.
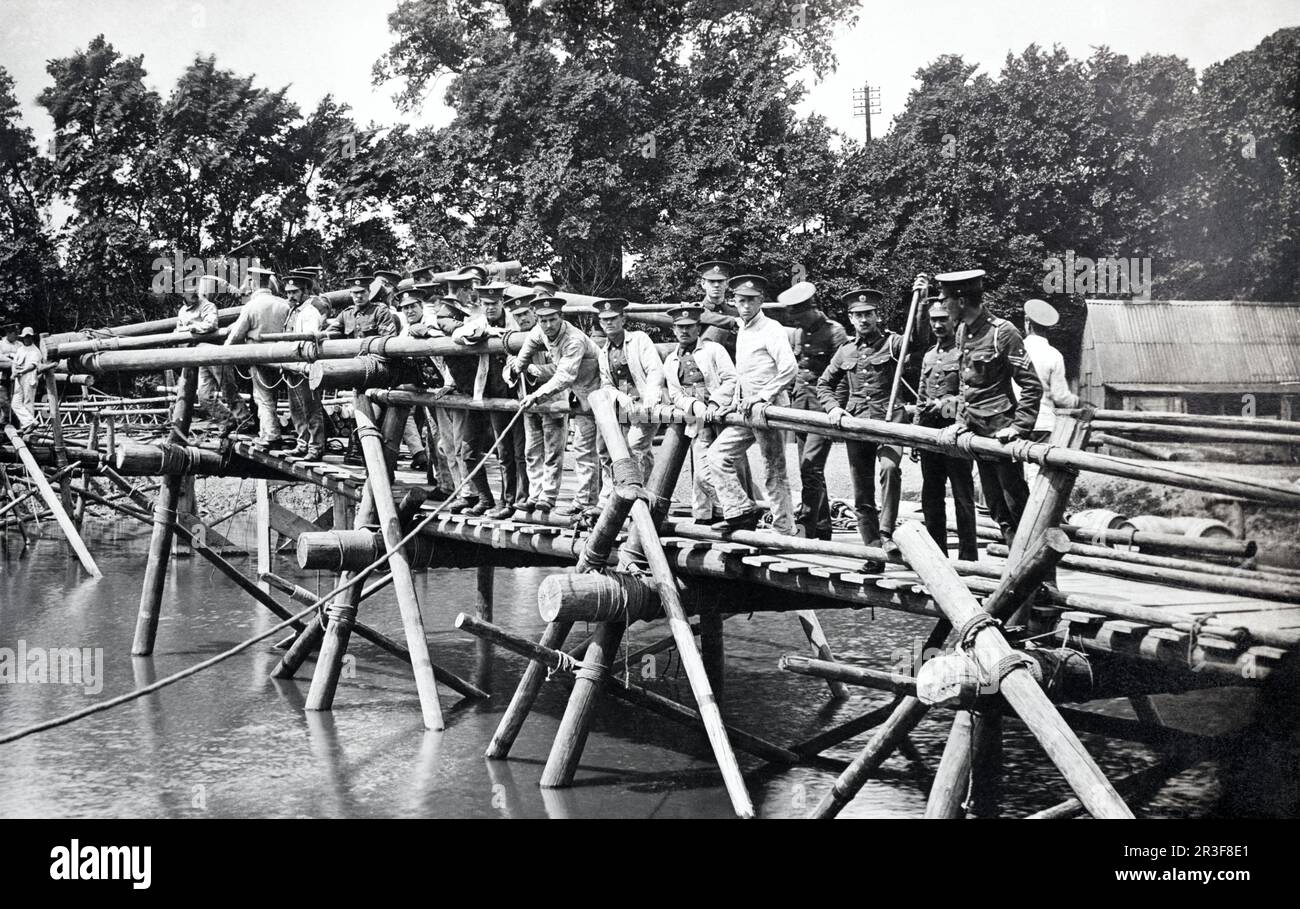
[885,286,922,420]
[348,394,444,730]
[893,520,1133,818]
[925,711,973,819]
[0,426,101,577]
[589,390,753,818]
[132,367,198,654]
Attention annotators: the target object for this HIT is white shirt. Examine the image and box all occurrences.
[598,329,665,405]
[1022,333,1078,433]
[733,311,797,404]
[663,339,737,408]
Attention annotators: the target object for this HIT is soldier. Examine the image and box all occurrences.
[507,295,602,523]
[430,276,485,513]
[594,298,664,511]
[225,268,289,447]
[371,268,402,307]
[936,269,1043,544]
[509,293,564,515]
[817,288,906,571]
[706,274,797,533]
[908,295,978,560]
[455,281,524,518]
[289,267,331,318]
[8,327,43,428]
[1020,298,1078,442]
[695,260,740,356]
[395,285,457,492]
[177,274,248,436]
[783,283,848,540]
[663,303,737,523]
[281,274,326,459]
[337,273,398,340]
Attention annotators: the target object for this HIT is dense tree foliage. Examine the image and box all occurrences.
[0,17,1295,353]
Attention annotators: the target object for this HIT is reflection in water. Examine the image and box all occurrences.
[0,518,1280,818]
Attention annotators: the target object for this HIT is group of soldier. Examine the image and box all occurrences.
[174,256,1077,567]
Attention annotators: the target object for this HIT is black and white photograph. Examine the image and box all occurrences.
[0,0,1297,871]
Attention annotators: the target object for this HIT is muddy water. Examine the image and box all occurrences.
[0,515,1263,819]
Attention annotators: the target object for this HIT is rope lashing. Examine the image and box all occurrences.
[610,455,643,490]
[748,402,770,428]
[987,651,1042,689]
[957,611,999,651]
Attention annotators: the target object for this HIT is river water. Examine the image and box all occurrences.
[0,515,1276,819]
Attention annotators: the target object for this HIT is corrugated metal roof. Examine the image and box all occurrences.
[1084,300,1300,388]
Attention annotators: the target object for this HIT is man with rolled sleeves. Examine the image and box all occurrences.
[226,268,290,446]
[908,295,978,560]
[8,327,43,428]
[509,294,564,515]
[817,288,906,570]
[394,284,451,486]
[937,269,1043,544]
[663,303,737,522]
[281,274,326,459]
[706,274,797,533]
[1020,298,1078,442]
[178,274,248,436]
[784,283,848,540]
[594,298,664,512]
[507,295,602,523]
[695,260,740,356]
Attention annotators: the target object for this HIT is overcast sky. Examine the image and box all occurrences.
[2,0,1297,150]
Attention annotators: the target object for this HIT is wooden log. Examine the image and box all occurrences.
[540,620,625,787]
[42,370,73,516]
[983,528,1071,620]
[592,388,753,817]
[925,711,973,819]
[48,328,232,359]
[1088,432,1173,460]
[789,699,905,758]
[256,480,272,596]
[1058,522,1254,561]
[0,428,101,577]
[308,357,396,391]
[661,517,890,562]
[794,610,849,701]
[112,442,228,475]
[893,521,1133,818]
[43,306,242,347]
[1092,408,1300,434]
[1090,421,1300,447]
[968,711,1003,818]
[341,394,444,730]
[369,388,569,416]
[1026,752,1204,820]
[537,572,664,623]
[985,542,1300,603]
[700,608,726,704]
[0,463,76,521]
[455,614,798,766]
[1053,539,1295,583]
[485,621,572,760]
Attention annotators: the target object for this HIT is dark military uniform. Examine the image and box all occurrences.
[698,300,739,356]
[816,329,906,548]
[915,338,978,559]
[338,301,398,340]
[791,311,848,539]
[955,309,1043,542]
[483,310,525,509]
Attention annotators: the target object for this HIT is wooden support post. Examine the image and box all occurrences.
[173,475,196,556]
[332,491,355,531]
[593,391,752,817]
[968,710,1003,818]
[458,613,798,766]
[2,427,102,576]
[475,563,495,692]
[699,608,726,703]
[132,368,198,654]
[925,711,973,819]
[893,520,1133,818]
[335,394,443,730]
[811,619,950,817]
[43,369,73,516]
[540,620,625,788]
[983,528,1071,620]
[255,479,272,595]
[795,610,849,701]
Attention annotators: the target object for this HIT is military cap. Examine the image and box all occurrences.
[530,277,560,295]
[282,275,311,293]
[928,298,952,319]
[1023,298,1060,328]
[509,296,535,312]
[696,260,734,281]
[777,281,817,315]
[729,274,769,298]
[667,304,704,326]
[449,264,488,284]
[346,275,369,291]
[19,326,35,338]
[478,281,509,299]
[934,269,986,295]
[593,298,630,318]
[371,268,402,286]
[531,295,564,316]
[287,270,317,289]
[396,287,427,307]
[841,288,884,312]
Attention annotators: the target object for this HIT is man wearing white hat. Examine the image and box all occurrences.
[1020,298,1079,439]
[8,327,43,428]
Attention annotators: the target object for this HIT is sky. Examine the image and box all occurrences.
[2,0,1297,151]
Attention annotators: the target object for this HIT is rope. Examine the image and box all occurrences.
[0,399,530,747]
[956,611,998,651]
[1187,613,1215,669]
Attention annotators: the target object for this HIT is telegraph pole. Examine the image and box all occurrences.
[852,83,882,142]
